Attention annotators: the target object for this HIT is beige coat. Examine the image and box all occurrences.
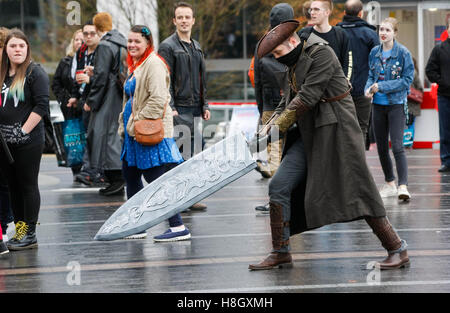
[118,51,174,138]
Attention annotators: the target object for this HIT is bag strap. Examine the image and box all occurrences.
[130,90,168,121]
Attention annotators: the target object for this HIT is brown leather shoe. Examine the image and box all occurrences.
[377,250,410,270]
[248,252,293,271]
[189,203,207,211]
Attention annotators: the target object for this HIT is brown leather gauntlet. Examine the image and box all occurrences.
[286,96,310,118]
[274,96,310,133]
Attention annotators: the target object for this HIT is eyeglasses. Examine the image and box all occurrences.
[308,7,325,14]
[83,31,97,37]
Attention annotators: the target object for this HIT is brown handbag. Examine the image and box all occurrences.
[132,98,167,146]
[407,87,423,104]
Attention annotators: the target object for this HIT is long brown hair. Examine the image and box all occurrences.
[0,28,32,102]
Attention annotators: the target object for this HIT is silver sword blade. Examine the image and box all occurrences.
[94,133,256,241]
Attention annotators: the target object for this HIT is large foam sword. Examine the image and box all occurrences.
[94,132,262,241]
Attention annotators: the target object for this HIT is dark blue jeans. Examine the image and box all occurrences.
[438,95,450,167]
[372,103,408,185]
[122,161,183,227]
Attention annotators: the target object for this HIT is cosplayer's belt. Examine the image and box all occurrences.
[320,86,352,103]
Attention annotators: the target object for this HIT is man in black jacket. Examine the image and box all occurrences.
[158,2,210,211]
[337,0,379,140]
[426,18,450,173]
[85,12,127,195]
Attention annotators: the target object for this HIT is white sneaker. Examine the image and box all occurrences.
[379,183,398,198]
[398,185,411,201]
[124,232,147,239]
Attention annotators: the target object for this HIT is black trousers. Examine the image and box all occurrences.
[0,142,43,224]
[352,94,372,136]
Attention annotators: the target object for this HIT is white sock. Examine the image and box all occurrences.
[170,225,186,232]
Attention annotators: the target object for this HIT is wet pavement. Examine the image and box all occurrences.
[1,148,450,293]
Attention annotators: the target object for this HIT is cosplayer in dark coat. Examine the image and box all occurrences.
[249,21,409,271]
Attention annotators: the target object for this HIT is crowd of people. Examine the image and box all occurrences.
[0,2,210,255]
[0,0,449,273]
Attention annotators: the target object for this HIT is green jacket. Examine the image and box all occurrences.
[276,33,386,235]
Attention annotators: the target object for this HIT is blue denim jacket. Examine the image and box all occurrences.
[365,41,414,105]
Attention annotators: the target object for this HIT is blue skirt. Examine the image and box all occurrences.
[121,98,183,170]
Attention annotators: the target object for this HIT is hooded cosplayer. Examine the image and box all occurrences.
[249,20,410,271]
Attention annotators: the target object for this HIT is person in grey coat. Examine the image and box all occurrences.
[248,20,409,271]
[85,12,126,196]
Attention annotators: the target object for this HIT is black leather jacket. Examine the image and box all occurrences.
[426,38,450,97]
[158,32,209,112]
[51,56,82,119]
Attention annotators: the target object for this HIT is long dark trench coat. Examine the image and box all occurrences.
[86,30,127,171]
[276,33,386,236]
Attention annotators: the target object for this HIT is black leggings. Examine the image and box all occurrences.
[372,103,408,186]
[0,142,43,224]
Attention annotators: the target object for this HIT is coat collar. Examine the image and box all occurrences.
[174,32,201,51]
[131,51,157,78]
[304,32,328,49]
[375,40,400,59]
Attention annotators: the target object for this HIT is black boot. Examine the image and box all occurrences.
[7,222,38,251]
[0,239,8,255]
[100,170,125,196]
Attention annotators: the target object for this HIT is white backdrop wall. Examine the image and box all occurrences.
[96,0,160,49]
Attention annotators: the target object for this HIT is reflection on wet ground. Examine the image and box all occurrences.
[1,149,450,292]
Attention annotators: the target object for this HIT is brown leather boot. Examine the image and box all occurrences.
[366,217,410,270]
[249,202,292,270]
[376,240,410,270]
[248,252,293,270]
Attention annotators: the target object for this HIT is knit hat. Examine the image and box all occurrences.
[269,3,295,28]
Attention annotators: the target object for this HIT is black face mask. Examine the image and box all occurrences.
[276,41,303,67]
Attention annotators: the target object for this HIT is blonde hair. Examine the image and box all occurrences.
[0,27,9,49]
[315,0,333,11]
[382,17,399,33]
[66,29,83,57]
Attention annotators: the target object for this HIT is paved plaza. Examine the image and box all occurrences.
[1,148,450,293]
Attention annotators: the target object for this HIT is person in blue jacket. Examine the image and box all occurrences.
[365,17,414,201]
